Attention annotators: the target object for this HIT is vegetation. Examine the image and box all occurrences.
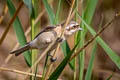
[0,0,120,80]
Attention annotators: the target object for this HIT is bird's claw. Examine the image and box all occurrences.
[50,57,57,62]
[47,53,57,62]
[57,37,63,42]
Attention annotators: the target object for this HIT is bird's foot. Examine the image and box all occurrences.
[56,37,63,42]
[47,53,57,62]
[50,57,57,62]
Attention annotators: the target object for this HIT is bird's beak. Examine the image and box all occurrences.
[76,24,83,31]
[78,27,83,31]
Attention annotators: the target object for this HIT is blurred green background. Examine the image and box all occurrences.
[0,0,120,80]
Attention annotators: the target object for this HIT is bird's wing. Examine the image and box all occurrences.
[34,26,56,39]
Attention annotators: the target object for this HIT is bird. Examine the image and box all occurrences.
[10,21,82,56]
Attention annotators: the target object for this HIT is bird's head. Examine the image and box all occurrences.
[64,21,82,37]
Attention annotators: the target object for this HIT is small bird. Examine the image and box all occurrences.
[10,21,82,56]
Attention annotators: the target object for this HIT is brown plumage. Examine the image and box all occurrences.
[10,21,82,56]
[10,44,30,56]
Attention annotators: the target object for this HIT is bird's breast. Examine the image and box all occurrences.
[30,31,57,50]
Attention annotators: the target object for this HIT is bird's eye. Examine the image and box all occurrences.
[71,25,77,29]
[73,26,76,28]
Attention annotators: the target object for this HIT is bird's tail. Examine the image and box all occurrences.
[10,44,30,56]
